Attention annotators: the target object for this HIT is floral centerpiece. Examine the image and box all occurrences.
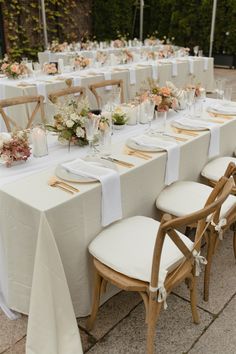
[50,40,68,53]
[0,60,29,79]
[74,55,90,69]
[149,82,179,112]
[112,108,128,128]
[122,49,133,63]
[113,39,126,48]
[185,83,205,98]
[96,51,108,65]
[43,62,58,75]
[0,131,31,167]
[46,98,90,146]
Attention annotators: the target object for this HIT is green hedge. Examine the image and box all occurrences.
[92,0,236,55]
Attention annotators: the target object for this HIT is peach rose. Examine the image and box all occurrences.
[161,87,171,96]
[10,64,19,73]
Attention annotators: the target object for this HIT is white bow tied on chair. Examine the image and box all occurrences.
[192,249,208,276]
[211,218,227,240]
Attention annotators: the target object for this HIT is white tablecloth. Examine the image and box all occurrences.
[0,57,214,131]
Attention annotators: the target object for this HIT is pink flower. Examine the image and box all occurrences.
[10,64,19,73]
[152,95,162,106]
[1,63,9,71]
[172,97,178,109]
[161,87,171,97]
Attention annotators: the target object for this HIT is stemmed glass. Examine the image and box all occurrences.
[215,79,225,100]
[144,99,155,132]
[84,115,100,156]
[185,89,195,118]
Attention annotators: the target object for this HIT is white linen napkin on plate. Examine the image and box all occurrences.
[171,60,178,77]
[62,158,122,226]
[103,71,112,90]
[203,57,209,71]
[36,82,47,103]
[189,59,194,74]
[73,77,82,96]
[131,135,180,185]
[207,103,236,115]
[151,63,158,80]
[174,118,220,158]
[129,67,136,85]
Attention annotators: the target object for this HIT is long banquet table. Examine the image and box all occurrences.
[0,56,214,131]
[0,99,236,322]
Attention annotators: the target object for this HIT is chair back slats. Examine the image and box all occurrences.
[0,95,45,132]
[48,86,85,104]
[150,176,234,290]
[89,79,124,109]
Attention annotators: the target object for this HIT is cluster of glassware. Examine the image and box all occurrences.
[215,79,232,102]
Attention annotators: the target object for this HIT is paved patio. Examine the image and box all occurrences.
[1,68,236,354]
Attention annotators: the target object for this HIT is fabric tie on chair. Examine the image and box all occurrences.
[203,58,209,71]
[149,269,168,309]
[171,60,178,77]
[62,158,122,226]
[211,218,227,240]
[192,250,207,276]
[189,59,194,75]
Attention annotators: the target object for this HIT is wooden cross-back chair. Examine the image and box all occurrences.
[48,86,86,104]
[87,176,233,354]
[89,79,124,109]
[0,95,45,132]
[156,162,236,302]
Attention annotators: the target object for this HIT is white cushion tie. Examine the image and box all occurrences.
[211,218,227,240]
[192,249,207,276]
[149,284,168,309]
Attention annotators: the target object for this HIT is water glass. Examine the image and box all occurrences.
[193,98,203,118]
[99,129,112,156]
[156,111,167,133]
[215,79,225,100]
[223,87,232,102]
[84,116,100,156]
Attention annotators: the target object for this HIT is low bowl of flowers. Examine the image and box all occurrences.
[112,108,128,130]
[0,131,31,167]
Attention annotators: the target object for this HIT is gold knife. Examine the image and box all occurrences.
[101,156,134,168]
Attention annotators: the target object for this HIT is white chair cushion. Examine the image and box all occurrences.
[89,216,193,283]
[156,181,236,219]
[201,157,236,182]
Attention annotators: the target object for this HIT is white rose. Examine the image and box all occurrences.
[71,113,79,121]
[76,127,85,138]
[66,119,74,128]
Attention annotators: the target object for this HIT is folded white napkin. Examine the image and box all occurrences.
[131,135,180,185]
[103,71,112,91]
[189,59,194,74]
[203,57,209,71]
[171,60,178,77]
[151,63,158,80]
[73,77,82,96]
[36,82,47,103]
[62,158,122,226]
[129,67,136,85]
[208,103,236,115]
[175,118,220,158]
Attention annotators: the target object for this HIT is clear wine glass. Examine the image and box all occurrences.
[144,99,155,132]
[84,115,100,156]
[215,79,225,100]
[185,89,195,118]
[193,46,199,56]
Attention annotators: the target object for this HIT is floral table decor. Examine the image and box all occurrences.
[74,55,90,69]
[112,108,128,129]
[50,40,68,53]
[0,131,31,167]
[43,63,58,75]
[46,98,92,146]
[0,59,29,79]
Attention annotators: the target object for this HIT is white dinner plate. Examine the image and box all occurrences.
[171,120,208,131]
[206,106,236,116]
[55,157,117,183]
[126,137,165,152]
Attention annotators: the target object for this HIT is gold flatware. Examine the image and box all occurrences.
[124,148,152,160]
[101,156,134,168]
[209,112,234,120]
[48,177,80,194]
[161,133,188,142]
[172,127,199,137]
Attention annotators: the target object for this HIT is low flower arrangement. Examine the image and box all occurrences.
[1,61,29,79]
[122,49,133,63]
[185,83,205,98]
[96,51,108,65]
[74,55,90,69]
[46,98,91,146]
[99,115,110,131]
[112,108,128,126]
[113,39,126,48]
[43,63,58,75]
[149,82,179,112]
[50,40,68,53]
[0,131,31,167]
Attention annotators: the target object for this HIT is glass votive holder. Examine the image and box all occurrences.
[99,129,112,156]
[31,125,48,158]
[223,87,232,102]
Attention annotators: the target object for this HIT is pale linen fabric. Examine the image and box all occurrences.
[174,118,220,158]
[130,135,180,185]
[62,158,122,226]
[0,100,235,319]
[35,82,47,103]
[26,213,83,354]
[0,57,214,131]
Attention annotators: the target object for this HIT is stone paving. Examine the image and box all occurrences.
[0,68,236,354]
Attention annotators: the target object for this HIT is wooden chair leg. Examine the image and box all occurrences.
[86,270,103,331]
[189,274,200,324]
[233,232,236,260]
[204,232,217,302]
[146,298,162,354]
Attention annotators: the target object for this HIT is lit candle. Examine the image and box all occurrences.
[31,126,48,157]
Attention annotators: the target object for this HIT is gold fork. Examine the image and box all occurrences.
[48,177,80,194]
